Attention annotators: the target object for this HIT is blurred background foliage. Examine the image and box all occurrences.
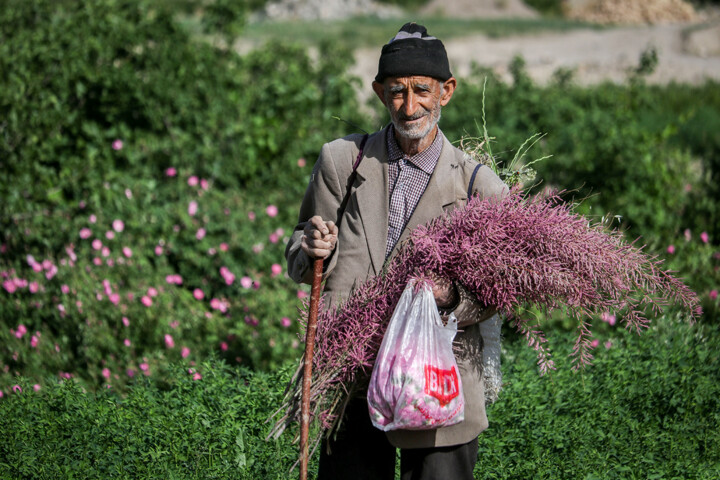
[0,0,719,476]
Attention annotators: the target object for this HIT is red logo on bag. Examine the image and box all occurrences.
[424,365,460,406]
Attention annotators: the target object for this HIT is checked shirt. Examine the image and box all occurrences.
[385,124,443,258]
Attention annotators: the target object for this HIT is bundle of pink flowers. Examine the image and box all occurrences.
[269,190,701,444]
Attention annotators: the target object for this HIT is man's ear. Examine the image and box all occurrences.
[439,77,457,107]
[372,81,388,107]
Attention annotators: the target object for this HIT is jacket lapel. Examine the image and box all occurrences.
[355,126,390,275]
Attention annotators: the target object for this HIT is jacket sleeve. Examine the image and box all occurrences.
[285,142,345,285]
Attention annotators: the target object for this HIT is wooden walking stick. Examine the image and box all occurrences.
[298,134,367,479]
[300,257,324,480]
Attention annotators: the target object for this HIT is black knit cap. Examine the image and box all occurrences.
[375,22,452,83]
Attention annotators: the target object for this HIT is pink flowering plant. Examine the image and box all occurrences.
[0,164,308,395]
[661,229,720,320]
[270,190,701,445]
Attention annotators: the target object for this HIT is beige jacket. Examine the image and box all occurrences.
[286,125,508,448]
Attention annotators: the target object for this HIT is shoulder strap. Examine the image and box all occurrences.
[467,163,483,199]
[336,133,369,229]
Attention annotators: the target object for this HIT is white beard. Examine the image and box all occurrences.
[391,103,442,140]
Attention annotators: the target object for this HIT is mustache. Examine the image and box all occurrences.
[397,109,428,121]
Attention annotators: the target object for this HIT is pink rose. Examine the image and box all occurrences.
[112,139,123,151]
[700,232,709,244]
[188,176,199,187]
[80,228,92,239]
[271,263,282,277]
[193,288,204,300]
[3,280,17,294]
[666,245,675,255]
[165,334,175,349]
[165,167,177,177]
[266,205,278,217]
[112,219,124,232]
[141,295,152,307]
[16,324,27,338]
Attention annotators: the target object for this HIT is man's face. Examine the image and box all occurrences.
[373,75,456,142]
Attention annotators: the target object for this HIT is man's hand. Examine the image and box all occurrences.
[431,275,459,310]
[301,216,338,259]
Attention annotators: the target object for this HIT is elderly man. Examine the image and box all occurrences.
[286,23,507,480]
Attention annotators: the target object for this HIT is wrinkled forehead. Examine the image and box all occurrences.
[382,75,442,89]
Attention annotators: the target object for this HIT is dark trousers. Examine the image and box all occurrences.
[318,398,479,480]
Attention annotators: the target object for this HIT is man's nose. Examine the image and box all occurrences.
[402,91,418,117]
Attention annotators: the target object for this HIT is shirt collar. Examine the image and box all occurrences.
[386,124,443,175]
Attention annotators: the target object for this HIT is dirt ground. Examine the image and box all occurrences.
[349,18,720,98]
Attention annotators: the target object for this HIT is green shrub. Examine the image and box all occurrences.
[0,0,364,392]
[440,56,717,248]
[523,0,564,16]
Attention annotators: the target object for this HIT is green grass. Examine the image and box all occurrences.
[2,316,717,479]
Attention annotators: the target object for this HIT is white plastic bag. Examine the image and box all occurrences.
[367,279,464,431]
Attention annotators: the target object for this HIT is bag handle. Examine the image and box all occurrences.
[467,163,483,199]
[336,133,369,230]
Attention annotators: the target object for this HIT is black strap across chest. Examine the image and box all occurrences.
[336,133,369,229]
